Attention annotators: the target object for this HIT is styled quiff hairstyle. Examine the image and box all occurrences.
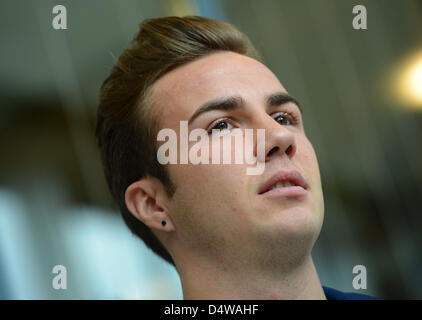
[96,16,261,266]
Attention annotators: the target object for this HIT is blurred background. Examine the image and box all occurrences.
[0,0,421,299]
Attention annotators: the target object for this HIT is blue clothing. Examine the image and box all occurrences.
[323,286,380,300]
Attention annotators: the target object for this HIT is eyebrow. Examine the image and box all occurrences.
[188,92,302,124]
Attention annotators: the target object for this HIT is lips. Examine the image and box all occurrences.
[258,170,309,196]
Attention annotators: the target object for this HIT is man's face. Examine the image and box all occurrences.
[150,51,324,266]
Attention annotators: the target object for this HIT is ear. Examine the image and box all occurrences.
[125,176,175,233]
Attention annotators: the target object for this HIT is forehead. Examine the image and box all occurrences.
[149,51,287,126]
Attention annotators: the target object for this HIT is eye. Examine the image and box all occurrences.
[208,119,234,134]
[272,112,297,126]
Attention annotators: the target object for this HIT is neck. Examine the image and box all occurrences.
[177,253,326,300]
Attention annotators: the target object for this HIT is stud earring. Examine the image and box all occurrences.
[161,220,166,226]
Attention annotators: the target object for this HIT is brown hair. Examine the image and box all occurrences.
[96,15,261,266]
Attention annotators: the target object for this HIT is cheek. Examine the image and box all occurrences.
[297,137,325,210]
[296,137,323,199]
[167,160,245,212]
[167,163,250,246]
[167,160,251,225]
[297,137,320,173]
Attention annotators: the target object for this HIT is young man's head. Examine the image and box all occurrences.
[96,16,324,276]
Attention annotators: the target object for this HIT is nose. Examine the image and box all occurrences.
[258,116,297,163]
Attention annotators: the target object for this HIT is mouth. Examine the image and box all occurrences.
[258,169,309,197]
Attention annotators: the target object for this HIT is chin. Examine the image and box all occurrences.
[254,212,320,266]
[267,206,322,244]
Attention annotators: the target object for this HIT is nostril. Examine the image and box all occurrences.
[286,145,293,156]
[267,146,279,157]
